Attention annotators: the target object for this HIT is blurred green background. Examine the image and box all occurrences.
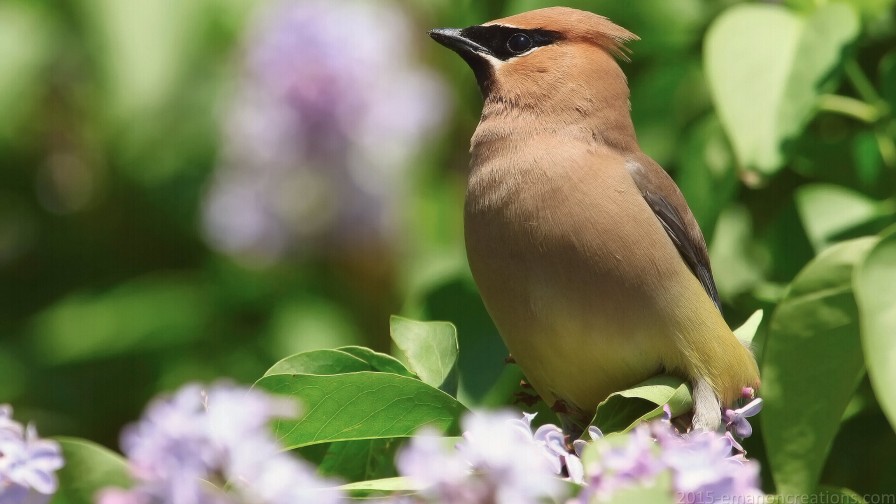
[1,0,895,496]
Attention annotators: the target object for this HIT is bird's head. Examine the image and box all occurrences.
[430,7,638,107]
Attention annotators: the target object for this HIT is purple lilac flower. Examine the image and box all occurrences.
[395,429,482,504]
[0,405,64,504]
[659,429,763,502]
[202,0,448,263]
[572,426,603,459]
[571,411,763,503]
[534,423,584,483]
[397,407,763,504]
[98,382,343,504]
[574,424,667,502]
[396,411,568,504]
[723,398,763,439]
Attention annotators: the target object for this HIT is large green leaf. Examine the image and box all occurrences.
[338,346,417,378]
[761,237,876,495]
[51,438,132,504]
[882,51,896,110]
[338,476,424,494]
[675,115,739,243]
[256,372,466,449]
[786,0,896,24]
[264,347,413,378]
[265,297,362,358]
[854,227,896,432]
[265,349,375,377]
[814,487,867,504]
[409,273,507,405]
[708,204,766,300]
[316,438,401,482]
[30,276,210,364]
[705,3,860,173]
[0,3,53,141]
[589,375,693,434]
[74,0,202,121]
[389,316,458,392]
[0,346,25,400]
[795,184,890,253]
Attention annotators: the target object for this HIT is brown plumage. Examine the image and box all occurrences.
[430,7,759,431]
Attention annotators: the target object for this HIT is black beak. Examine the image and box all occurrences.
[429,28,490,57]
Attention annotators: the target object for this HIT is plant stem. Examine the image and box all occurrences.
[817,94,883,123]
[845,60,886,109]
[876,130,896,169]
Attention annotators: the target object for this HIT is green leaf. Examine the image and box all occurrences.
[338,476,424,494]
[266,297,362,358]
[29,276,210,365]
[675,115,739,243]
[256,372,466,449]
[814,486,867,504]
[263,347,413,378]
[605,475,675,504]
[589,375,693,434]
[389,316,459,391]
[265,349,375,377]
[708,204,766,300]
[705,3,860,173]
[316,438,401,482]
[733,309,764,347]
[854,226,896,432]
[0,346,25,399]
[795,184,889,252]
[787,0,896,25]
[882,51,896,110]
[761,237,876,495]
[74,0,202,121]
[409,274,507,405]
[0,3,53,141]
[338,346,416,378]
[51,438,132,504]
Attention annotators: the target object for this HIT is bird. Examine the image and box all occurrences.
[429,7,760,432]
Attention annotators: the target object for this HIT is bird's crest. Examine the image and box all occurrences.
[485,7,639,61]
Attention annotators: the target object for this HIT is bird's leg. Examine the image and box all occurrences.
[513,380,541,407]
[552,399,589,439]
[691,377,722,431]
[671,411,693,433]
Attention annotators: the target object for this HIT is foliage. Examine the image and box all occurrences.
[0,0,895,501]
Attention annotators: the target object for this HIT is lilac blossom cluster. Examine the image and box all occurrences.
[0,405,64,504]
[97,383,343,504]
[203,0,448,262]
[572,400,764,503]
[395,412,567,504]
[396,399,764,504]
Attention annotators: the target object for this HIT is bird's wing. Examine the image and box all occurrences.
[626,154,722,311]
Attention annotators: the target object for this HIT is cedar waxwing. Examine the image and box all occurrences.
[430,7,760,431]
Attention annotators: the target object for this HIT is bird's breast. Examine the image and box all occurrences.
[463,137,680,412]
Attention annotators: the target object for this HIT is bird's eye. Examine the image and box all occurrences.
[507,33,532,53]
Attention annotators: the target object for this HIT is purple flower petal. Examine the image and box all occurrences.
[724,398,763,438]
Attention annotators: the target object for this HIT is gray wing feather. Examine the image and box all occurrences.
[625,157,722,311]
[641,190,722,311]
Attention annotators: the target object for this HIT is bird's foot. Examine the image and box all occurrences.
[513,389,541,407]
